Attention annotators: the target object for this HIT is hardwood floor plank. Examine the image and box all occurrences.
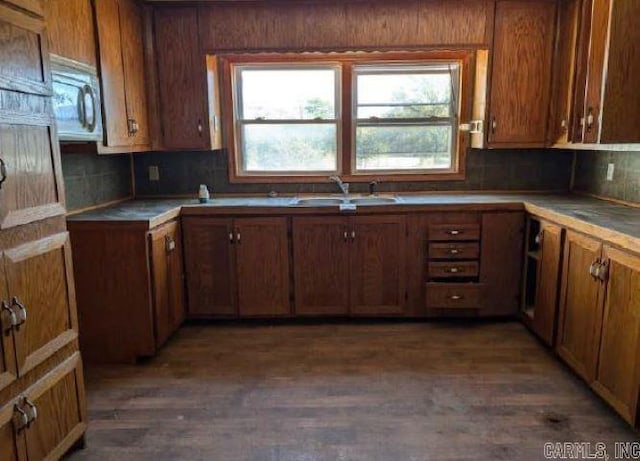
[67,322,638,461]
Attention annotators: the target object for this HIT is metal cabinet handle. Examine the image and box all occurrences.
[10,297,26,327]
[343,231,348,242]
[77,85,87,128]
[228,232,234,244]
[586,107,595,132]
[128,118,139,136]
[351,230,356,241]
[23,398,37,427]
[534,231,544,246]
[446,267,461,274]
[597,260,609,282]
[236,231,241,244]
[0,157,7,190]
[589,258,601,279]
[447,230,461,236]
[491,117,497,134]
[165,236,176,253]
[449,248,460,255]
[83,84,97,132]
[1,300,17,333]
[197,119,203,136]
[450,295,462,300]
[13,403,29,432]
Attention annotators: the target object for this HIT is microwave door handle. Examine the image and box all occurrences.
[77,85,86,128]
[83,84,97,132]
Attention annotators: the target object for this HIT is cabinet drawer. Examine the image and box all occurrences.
[428,242,480,260]
[425,283,482,309]
[428,223,480,241]
[428,261,479,278]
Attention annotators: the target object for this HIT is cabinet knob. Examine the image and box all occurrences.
[449,248,460,255]
[351,230,356,241]
[229,232,234,244]
[10,297,26,329]
[127,118,139,136]
[165,236,176,253]
[197,119,203,136]
[23,398,37,427]
[450,295,462,300]
[1,300,17,332]
[586,107,595,132]
[13,403,29,432]
[447,230,461,236]
[491,117,497,134]
[446,267,461,274]
[343,231,348,242]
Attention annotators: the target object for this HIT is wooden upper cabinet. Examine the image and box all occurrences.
[592,246,640,425]
[556,231,603,382]
[488,0,556,147]
[44,0,96,67]
[292,217,350,316]
[182,217,236,317]
[4,233,78,377]
[350,215,406,316]
[235,217,290,317]
[94,0,150,151]
[149,220,185,347]
[154,7,212,150]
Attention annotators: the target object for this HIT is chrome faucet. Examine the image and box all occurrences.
[329,176,349,196]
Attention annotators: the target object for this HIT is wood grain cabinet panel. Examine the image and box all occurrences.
[0,399,26,461]
[292,217,349,316]
[0,263,17,393]
[149,221,185,348]
[183,217,236,317]
[4,232,78,377]
[235,217,290,317]
[488,0,556,147]
[44,0,96,66]
[154,7,210,150]
[592,246,640,425]
[350,215,406,316]
[556,231,603,382]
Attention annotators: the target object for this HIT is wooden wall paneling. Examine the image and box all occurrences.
[154,6,210,149]
[599,0,640,143]
[4,232,78,376]
[547,0,580,145]
[198,0,491,52]
[182,217,237,317]
[0,3,50,96]
[44,0,97,66]
[292,216,349,316]
[479,212,524,316]
[0,258,16,393]
[488,0,556,146]
[532,221,563,346]
[118,0,150,147]
[556,230,603,382]
[235,217,290,317]
[69,227,155,363]
[349,215,406,316]
[581,0,611,144]
[0,396,26,461]
[22,352,86,461]
[94,0,130,147]
[592,246,640,425]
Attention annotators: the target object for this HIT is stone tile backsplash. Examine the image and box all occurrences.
[61,152,133,212]
[573,150,640,203]
[133,148,574,197]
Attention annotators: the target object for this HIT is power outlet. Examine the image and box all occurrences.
[149,165,160,181]
[606,163,615,181]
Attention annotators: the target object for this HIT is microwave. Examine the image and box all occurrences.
[51,54,103,142]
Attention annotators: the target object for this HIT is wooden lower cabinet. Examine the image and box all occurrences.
[0,399,25,461]
[592,246,640,425]
[556,231,604,382]
[235,218,290,317]
[69,219,185,362]
[292,217,349,316]
[350,215,406,315]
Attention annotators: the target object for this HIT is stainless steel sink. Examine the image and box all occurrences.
[349,196,398,205]
[291,195,400,206]
[293,197,345,206]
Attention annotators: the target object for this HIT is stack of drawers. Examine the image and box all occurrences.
[425,221,482,310]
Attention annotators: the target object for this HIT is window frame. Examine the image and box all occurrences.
[219,51,476,183]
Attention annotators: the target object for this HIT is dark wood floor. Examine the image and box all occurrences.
[67,321,638,461]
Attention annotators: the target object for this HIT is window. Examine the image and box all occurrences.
[234,65,340,174]
[221,52,473,182]
[353,64,459,173]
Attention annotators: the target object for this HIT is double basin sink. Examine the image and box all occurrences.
[290,194,401,207]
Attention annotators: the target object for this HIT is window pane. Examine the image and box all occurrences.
[242,124,337,172]
[239,68,336,120]
[355,125,452,171]
[356,72,453,119]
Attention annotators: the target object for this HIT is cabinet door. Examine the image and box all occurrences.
[183,217,236,317]
[532,221,563,346]
[150,221,185,348]
[488,0,556,146]
[592,246,640,424]
[480,212,524,316]
[94,0,130,147]
[556,231,603,382]
[0,399,26,461]
[350,215,406,316]
[45,0,96,66]
[154,7,209,150]
[569,0,593,142]
[118,0,150,147]
[0,261,17,393]
[235,218,290,317]
[292,217,349,316]
[4,233,78,376]
[23,352,86,461]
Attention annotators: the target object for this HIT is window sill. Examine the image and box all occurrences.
[228,171,466,184]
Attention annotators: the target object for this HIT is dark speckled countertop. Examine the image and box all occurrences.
[66,193,640,251]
